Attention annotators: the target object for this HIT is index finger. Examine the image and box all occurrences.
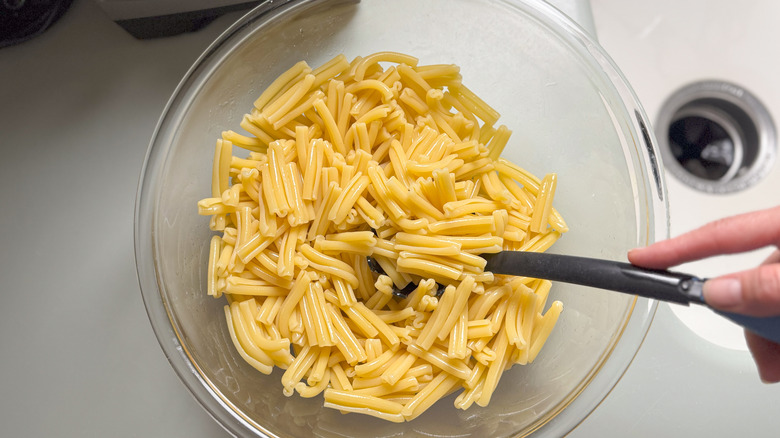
[628,205,780,269]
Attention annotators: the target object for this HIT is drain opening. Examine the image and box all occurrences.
[656,81,777,193]
[669,115,736,181]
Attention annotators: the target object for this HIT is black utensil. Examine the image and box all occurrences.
[482,251,780,344]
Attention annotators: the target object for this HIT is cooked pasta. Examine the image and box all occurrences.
[197,51,568,422]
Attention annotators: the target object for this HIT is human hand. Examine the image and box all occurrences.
[627,205,780,383]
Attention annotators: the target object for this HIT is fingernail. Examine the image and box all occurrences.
[703,278,742,308]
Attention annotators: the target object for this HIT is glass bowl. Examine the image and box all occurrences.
[135,0,668,436]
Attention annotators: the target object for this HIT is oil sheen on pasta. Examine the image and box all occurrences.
[197,52,568,422]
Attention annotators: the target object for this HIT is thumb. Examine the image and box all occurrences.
[745,331,780,383]
[704,264,780,317]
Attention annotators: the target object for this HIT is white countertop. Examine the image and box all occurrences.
[0,1,777,437]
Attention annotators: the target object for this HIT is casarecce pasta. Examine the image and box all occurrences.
[198,52,568,422]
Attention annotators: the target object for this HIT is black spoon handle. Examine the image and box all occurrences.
[482,251,704,304]
[482,251,780,345]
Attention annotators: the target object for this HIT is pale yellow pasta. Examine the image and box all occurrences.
[529,301,563,362]
[323,389,405,422]
[354,51,419,82]
[353,302,400,347]
[368,255,407,290]
[396,255,463,282]
[401,372,460,420]
[398,278,437,312]
[353,348,397,377]
[255,295,282,326]
[364,289,393,312]
[413,284,455,350]
[375,307,415,324]
[298,287,319,346]
[207,235,222,298]
[297,367,331,398]
[281,344,318,396]
[229,302,276,362]
[466,319,493,339]
[224,305,274,375]
[301,138,324,200]
[225,277,286,296]
[380,352,416,386]
[354,375,420,398]
[329,173,370,223]
[313,99,345,155]
[448,311,469,360]
[307,183,341,240]
[253,60,311,110]
[276,271,315,339]
[435,275,474,341]
[476,327,510,407]
[332,277,358,307]
[326,303,368,365]
[330,363,353,391]
[340,305,377,338]
[238,300,292,359]
[308,281,335,346]
[449,83,500,126]
[198,52,568,422]
[529,173,557,233]
[262,73,315,121]
[406,343,471,381]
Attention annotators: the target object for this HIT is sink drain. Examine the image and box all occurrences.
[655,80,777,193]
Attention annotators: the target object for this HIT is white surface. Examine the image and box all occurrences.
[0,2,236,436]
[590,1,780,353]
[576,0,780,435]
[0,1,777,437]
[547,0,596,35]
